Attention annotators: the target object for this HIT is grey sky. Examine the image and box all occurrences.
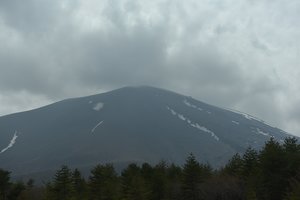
[0,0,300,136]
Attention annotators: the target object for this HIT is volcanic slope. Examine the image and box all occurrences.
[0,86,294,177]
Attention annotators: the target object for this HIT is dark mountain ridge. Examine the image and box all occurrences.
[0,86,294,179]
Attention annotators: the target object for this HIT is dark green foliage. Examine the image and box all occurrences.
[121,163,150,200]
[0,168,10,200]
[7,181,25,200]
[284,137,300,178]
[257,138,287,200]
[26,179,34,189]
[181,153,201,200]
[150,161,168,200]
[46,165,73,200]
[165,163,182,200]
[89,164,119,200]
[182,153,209,200]
[199,175,246,200]
[241,147,259,198]
[286,173,300,200]
[16,179,44,200]
[223,153,243,176]
[3,136,300,200]
[220,137,300,200]
[71,169,87,200]
[241,147,258,178]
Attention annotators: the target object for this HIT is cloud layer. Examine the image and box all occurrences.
[0,0,300,135]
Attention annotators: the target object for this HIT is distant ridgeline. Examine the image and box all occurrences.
[1,137,300,200]
[0,86,297,187]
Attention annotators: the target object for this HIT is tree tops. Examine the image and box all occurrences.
[1,136,300,200]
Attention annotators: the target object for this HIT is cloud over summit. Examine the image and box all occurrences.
[0,0,300,135]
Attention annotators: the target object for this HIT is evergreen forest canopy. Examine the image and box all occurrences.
[1,137,300,200]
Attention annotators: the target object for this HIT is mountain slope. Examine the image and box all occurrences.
[0,86,294,177]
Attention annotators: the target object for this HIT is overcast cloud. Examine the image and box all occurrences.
[0,0,300,136]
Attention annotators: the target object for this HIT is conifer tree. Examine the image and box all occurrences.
[0,168,11,200]
[150,161,168,200]
[15,179,35,200]
[240,147,259,198]
[257,138,287,200]
[71,168,87,200]
[51,165,73,200]
[121,163,150,200]
[166,163,182,200]
[286,175,300,200]
[283,137,300,178]
[89,164,119,200]
[7,181,25,200]
[141,163,153,181]
[181,153,202,200]
[241,147,258,178]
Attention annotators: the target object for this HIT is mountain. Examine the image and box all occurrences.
[0,86,294,179]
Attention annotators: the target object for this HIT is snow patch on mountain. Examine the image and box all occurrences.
[0,131,18,154]
[167,107,219,141]
[241,113,262,121]
[183,99,203,111]
[93,102,104,111]
[178,114,186,121]
[253,128,271,137]
[190,123,219,141]
[232,121,240,125]
[224,108,264,122]
[183,99,212,115]
[170,109,176,115]
[91,121,104,133]
[256,128,271,137]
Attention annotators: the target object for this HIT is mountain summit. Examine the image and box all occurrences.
[0,86,293,177]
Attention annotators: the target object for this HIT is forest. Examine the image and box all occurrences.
[1,137,300,200]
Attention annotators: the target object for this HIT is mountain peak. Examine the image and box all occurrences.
[0,86,294,180]
[108,85,178,94]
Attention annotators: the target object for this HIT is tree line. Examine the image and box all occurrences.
[1,137,300,200]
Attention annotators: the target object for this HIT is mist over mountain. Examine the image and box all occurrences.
[0,86,294,179]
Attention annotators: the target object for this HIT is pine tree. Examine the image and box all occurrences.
[240,147,259,198]
[141,163,153,181]
[7,181,25,200]
[241,147,258,178]
[284,137,300,178]
[257,138,287,200]
[51,165,73,200]
[71,168,87,200]
[121,163,150,200]
[89,164,119,200]
[285,172,300,200]
[181,153,202,200]
[0,168,11,200]
[222,153,243,177]
[150,161,168,200]
[165,163,182,200]
[15,179,35,200]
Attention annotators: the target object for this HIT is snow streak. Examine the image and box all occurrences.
[241,113,262,121]
[232,121,240,125]
[91,121,104,133]
[0,131,18,154]
[167,107,219,141]
[255,128,271,137]
[183,99,203,111]
[224,108,264,122]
